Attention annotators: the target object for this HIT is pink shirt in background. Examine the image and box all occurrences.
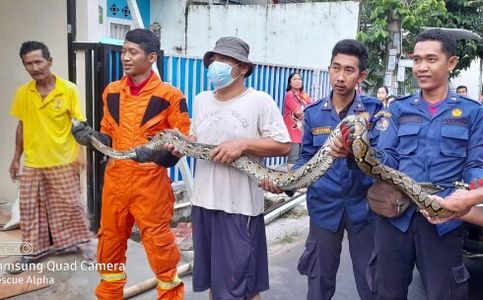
[283,90,312,143]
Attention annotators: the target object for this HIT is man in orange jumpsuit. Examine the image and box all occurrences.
[72,29,189,299]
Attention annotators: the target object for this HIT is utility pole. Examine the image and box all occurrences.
[384,11,402,96]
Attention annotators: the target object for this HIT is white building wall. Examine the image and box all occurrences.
[0,0,69,201]
[450,59,482,101]
[151,1,360,69]
[76,0,109,42]
[151,0,189,54]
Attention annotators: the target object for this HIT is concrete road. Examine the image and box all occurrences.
[183,213,425,300]
[182,216,483,300]
[2,205,481,300]
[183,228,427,300]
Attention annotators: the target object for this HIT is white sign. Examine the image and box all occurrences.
[399,59,413,68]
[397,66,406,82]
[393,33,401,54]
[384,73,392,87]
[387,55,397,71]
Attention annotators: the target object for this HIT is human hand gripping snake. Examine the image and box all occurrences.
[86,115,454,218]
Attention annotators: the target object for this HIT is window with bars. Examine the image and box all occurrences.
[109,22,131,40]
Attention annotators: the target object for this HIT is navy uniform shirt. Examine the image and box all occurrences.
[377,90,483,235]
[294,93,383,233]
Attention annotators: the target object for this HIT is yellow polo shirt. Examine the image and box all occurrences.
[10,74,86,168]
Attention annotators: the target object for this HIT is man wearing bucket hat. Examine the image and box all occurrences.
[169,36,290,299]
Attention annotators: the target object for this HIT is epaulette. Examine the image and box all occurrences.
[373,109,392,131]
[305,98,323,111]
[458,94,481,105]
[360,95,380,105]
[393,94,412,102]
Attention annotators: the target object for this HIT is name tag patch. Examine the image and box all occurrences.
[312,127,332,135]
[398,115,423,124]
[441,117,469,126]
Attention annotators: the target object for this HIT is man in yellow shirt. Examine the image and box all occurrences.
[9,41,92,271]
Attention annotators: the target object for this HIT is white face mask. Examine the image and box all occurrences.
[207,61,240,89]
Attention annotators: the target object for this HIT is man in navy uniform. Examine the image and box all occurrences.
[262,39,382,300]
[366,29,483,300]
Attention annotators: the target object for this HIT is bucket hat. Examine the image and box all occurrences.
[203,36,253,77]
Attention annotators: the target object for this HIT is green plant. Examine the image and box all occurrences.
[358,0,482,93]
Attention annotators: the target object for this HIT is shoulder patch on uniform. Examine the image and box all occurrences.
[375,118,390,131]
[374,111,392,119]
[311,127,332,135]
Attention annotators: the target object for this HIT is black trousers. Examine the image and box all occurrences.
[370,213,469,300]
[298,214,375,300]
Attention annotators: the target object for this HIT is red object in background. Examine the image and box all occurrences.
[469,179,483,190]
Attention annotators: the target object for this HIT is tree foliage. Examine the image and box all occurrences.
[358,0,446,88]
[438,0,483,76]
[358,0,482,89]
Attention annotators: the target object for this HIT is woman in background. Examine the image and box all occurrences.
[283,72,312,168]
[377,86,395,109]
[376,86,388,103]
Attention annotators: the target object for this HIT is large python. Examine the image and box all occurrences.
[87,115,454,218]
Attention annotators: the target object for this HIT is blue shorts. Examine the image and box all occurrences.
[191,206,269,299]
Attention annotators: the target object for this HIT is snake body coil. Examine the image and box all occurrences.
[89,115,453,218]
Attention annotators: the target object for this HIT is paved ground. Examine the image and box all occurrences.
[2,202,483,299]
[183,212,427,300]
[0,239,157,300]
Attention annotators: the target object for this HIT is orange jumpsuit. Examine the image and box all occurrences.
[95,73,190,300]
